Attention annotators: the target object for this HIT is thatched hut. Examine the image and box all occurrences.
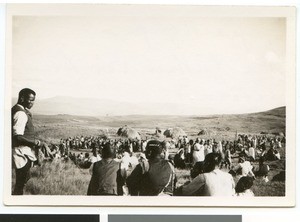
[117,126,141,140]
[163,127,187,140]
[273,132,285,137]
[198,129,208,136]
[279,132,285,137]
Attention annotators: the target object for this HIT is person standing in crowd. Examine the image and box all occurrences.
[255,157,270,182]
[184,139,193,165]
[11,88,41,195]
[192,138,205,165]
[126,140,176,196]
[179,153,235,196]
[87,142,123,195]
[163,140,170,160]
[248,143,256,162]
[222,146,232,170]
[204,140,213,156]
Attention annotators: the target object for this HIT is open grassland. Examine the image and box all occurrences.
[12,156,285,196]
[34,107,285,143]
[13,160,90,195]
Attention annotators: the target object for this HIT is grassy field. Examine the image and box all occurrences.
[12,107,286,196]
[25,160,90,195]
[12,155,285,196]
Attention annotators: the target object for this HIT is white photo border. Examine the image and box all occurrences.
[3,4,296,207]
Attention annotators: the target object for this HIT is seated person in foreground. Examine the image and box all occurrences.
[179,153,235,196]
[235,176,255,197]
[126,140,176,196]
[87,142,123,195]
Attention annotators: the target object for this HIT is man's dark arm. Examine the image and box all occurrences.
[13,135,39,148]
[116,169,125,195]
[126,164,143,196]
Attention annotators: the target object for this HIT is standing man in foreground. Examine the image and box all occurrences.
[12,88,40,195]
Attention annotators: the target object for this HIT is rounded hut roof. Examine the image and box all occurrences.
[117,126,141,140]
[163,127,187,139]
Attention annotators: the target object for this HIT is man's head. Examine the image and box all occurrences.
[102,142,116,159]
[235,176,254,193]
[17,88,36,109]
[203,152,222,173]
[145,140,163,160]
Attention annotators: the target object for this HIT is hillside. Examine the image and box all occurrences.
[34,107,285,143]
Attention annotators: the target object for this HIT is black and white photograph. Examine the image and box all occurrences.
[4,4,296,206]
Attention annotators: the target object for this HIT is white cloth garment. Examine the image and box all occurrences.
[182,169,235,196]
[12,104,37,169]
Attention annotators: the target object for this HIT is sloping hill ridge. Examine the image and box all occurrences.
[34,106,286,142]
[257,106,285,118]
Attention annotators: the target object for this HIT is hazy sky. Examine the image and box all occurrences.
[12,15,286,114]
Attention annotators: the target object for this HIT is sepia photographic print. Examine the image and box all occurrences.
[4,4,296,206]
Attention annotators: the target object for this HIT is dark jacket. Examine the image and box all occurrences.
[126,158,175,196]
[87,159,123,195]
[11,104,35,148]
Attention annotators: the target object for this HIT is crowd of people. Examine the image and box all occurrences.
[34,132,284,197]
[83,135,284,197]
[19,121,284,198]
[173,134,283,171]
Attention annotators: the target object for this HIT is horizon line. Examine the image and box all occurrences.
[33,106,285,118]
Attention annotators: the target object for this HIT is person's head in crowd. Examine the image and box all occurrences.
[203,153,222,173]
[123,144,131,154]
[145,140,163,160]
[235,176,254,193]
[239,157,245,163]
[259,156,265,165]
[102,142,116,159]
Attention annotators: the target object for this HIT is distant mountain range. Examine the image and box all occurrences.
[12,96,285,116]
